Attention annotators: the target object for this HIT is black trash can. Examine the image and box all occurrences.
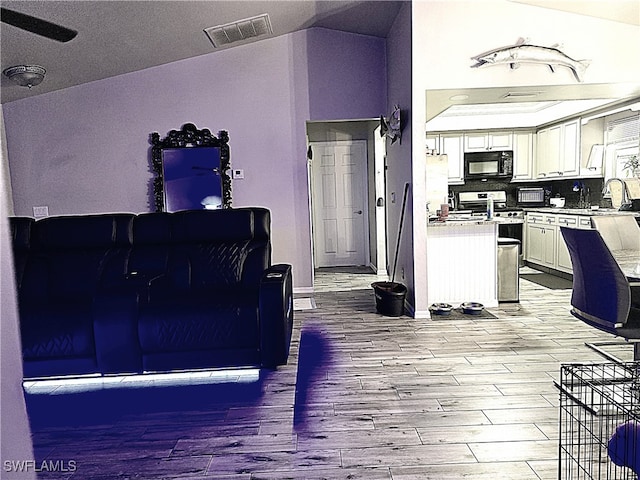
[371,281,407,317]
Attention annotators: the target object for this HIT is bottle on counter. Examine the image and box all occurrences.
[486,195,494,219]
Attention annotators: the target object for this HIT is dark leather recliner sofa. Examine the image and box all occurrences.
[9,208,293,379]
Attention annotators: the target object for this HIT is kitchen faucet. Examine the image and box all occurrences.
[602,177,631,209]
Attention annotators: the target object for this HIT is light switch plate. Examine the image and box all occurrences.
[233,169,244,179]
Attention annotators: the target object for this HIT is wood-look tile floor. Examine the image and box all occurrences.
[26,266,632,479]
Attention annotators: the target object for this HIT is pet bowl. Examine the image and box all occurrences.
[460,302,484,315]
[429,303,453,316]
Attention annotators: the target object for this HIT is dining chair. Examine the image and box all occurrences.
[560,226,640,362]
[590,215,640,252]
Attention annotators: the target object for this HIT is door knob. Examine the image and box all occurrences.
[355,210,363,215]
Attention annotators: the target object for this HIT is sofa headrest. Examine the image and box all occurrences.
[34,214,132,249]
[132,213,172,244]
[236,207,270,240]
[171,209,255,243]
[9,217,35,251]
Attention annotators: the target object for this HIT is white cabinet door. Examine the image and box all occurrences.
[525,214,556,268]
[536,121,582,179]
[562,120,580,177]
[464,131,513,152]
[556,215,578,272]
[526,223,546,264]
[490,132,513,150]
[512,131,535,181]
[441,134,464,184]
[464,132,489,152]
[536,128,550,179]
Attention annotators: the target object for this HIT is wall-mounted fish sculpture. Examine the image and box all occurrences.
[471,38,590,82]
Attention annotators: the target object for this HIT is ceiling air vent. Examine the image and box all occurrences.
[204,14,273,48]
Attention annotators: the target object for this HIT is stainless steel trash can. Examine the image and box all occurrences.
[498,237,520,302]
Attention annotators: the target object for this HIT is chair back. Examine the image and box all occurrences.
[560,227,631,332]
[590,215,640,252]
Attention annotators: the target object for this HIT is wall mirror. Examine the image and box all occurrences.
[150,123,231,211]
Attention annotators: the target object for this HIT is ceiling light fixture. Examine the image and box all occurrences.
[3,65,46,88]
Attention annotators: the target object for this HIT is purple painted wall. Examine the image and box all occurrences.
[384,3,413,300]
[307,28,386,121]
[2,28,386,291]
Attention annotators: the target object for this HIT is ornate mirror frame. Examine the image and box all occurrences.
[150,123,231,211]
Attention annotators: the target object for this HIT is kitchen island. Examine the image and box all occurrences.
[426,218,499,311]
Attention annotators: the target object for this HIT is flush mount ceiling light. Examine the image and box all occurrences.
[204,14,272,48]
[3,65,46,88]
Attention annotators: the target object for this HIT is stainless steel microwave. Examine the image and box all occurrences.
[464,151,513,180]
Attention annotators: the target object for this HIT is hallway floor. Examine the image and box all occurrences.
[26,267,630,479]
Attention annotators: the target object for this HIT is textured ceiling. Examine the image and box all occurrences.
[0,1,403,103]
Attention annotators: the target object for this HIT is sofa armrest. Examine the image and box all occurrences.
[259,264,293,368]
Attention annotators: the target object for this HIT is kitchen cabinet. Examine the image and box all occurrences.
[512,131,535,181]
[555,215,578,272]
[526,212,594,274]
[536,125,561,178]
[562,120,580,177]
[536,120,581,179]
[427,133,464,184]
[525,214,556,268]
[464,131,513,152]
[580,117,605,177]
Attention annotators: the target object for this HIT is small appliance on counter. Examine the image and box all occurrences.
[550,195,566,208]
[517,187,547,207]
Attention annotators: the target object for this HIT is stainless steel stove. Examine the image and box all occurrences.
[456,191,524,221]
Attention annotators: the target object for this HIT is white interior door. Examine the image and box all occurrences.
[311,141,367,267]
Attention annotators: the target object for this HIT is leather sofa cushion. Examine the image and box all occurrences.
[165,241,251,290]
[34,214,132,249]
[132,213,172,244]
[138,295,259,353]
[171,209,254,243]
[20,302,96,359]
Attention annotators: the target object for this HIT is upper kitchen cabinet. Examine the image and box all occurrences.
[536,120,580,179]
[580,117,605,177]
[464,131,513,152]
[427,133,465,184]
[512,131,536,182]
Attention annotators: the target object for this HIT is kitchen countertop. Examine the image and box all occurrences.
[524,207,640,216]
[428,217,500,226]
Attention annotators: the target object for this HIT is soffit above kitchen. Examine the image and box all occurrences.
[426,83,640,131]
[509,0,640,27]
[0,0,403,104]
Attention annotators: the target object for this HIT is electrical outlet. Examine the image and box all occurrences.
[33,206,49,218]
[232,169,244,179]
